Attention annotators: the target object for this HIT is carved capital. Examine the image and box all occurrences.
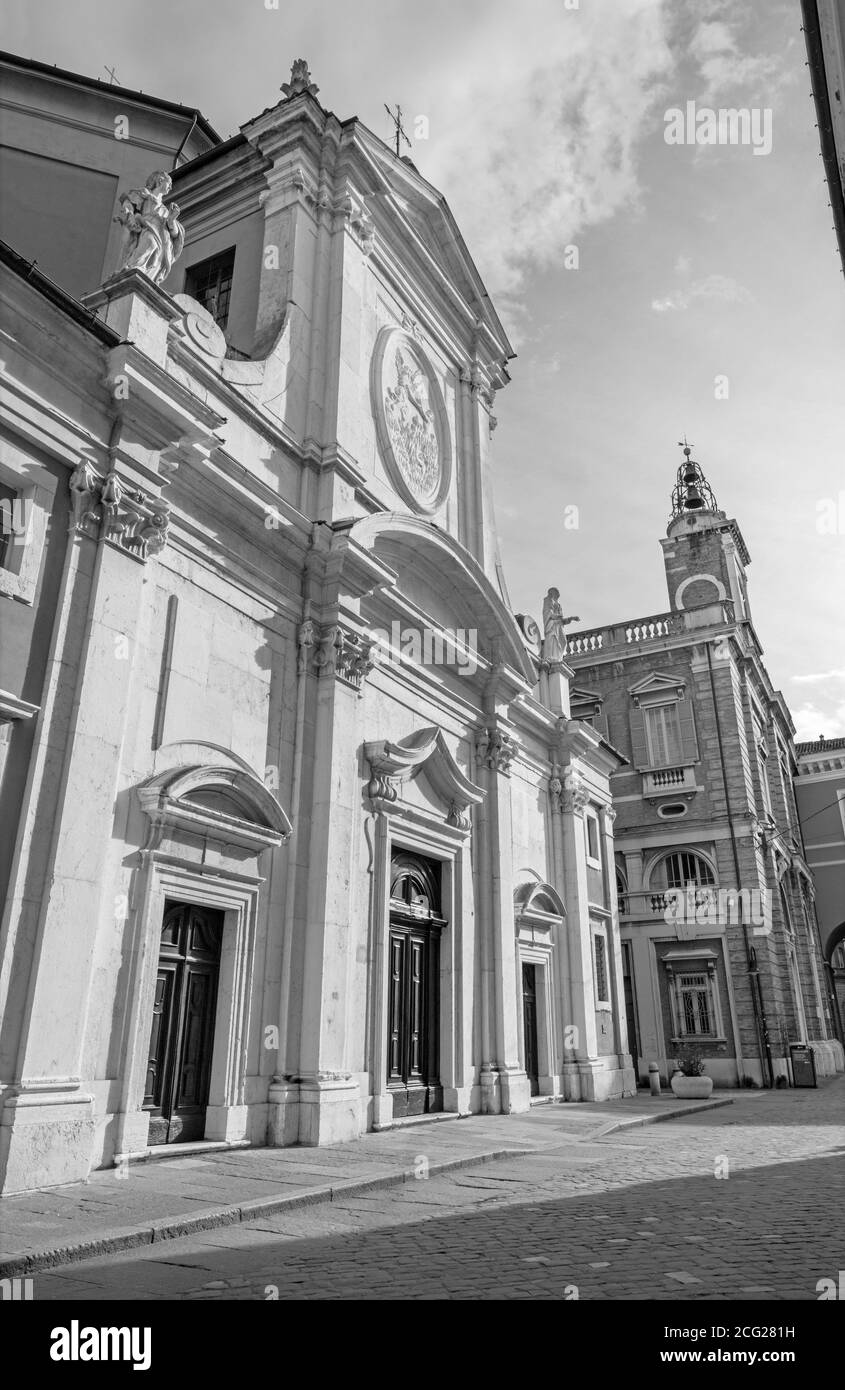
[297,618,317,675]
[560,773,590,817]
[311,622,374,692]
[68,464,170,561]
[476,724,516,775]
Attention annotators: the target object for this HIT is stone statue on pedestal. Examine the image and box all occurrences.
[541,587,578,663]
[115,171,185,285]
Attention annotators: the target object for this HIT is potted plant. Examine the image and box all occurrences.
[670,1043,714,1099]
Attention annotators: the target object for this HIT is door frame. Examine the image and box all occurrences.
[386,885,445,1115]
[368,814,472,1129]
[119,859,262,1158]
[145,900,225,1144]
[516,941,556,1096]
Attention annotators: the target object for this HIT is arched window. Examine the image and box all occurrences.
[615,866,628,914]
[653,851,715,890]
[390,853,442,917]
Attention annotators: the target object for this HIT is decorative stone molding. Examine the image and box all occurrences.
[281,58,319,100]
[68,464,170,561]
[309,622,374,692]
[297,618,317,675]
[335,193,375,255]
[365,726,484,828]
[602,804,618,824]
[560,773,590,817]
[475,724,517,775]
[172,294,227,361]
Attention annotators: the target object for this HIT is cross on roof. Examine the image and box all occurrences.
[103,64,120,85]
[384,103,412,158]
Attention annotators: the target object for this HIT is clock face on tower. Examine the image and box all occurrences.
[371,327,452,515]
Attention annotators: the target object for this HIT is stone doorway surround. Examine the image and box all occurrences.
[514,876,566,1098]
[115,752,291,1166]
[364,727,484,1130]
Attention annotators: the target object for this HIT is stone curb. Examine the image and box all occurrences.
[0,1146,534,1279]
[0,1097,733,1279]
[596,1096,733,1136]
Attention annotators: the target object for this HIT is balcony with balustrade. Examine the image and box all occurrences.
[563,600,736,661]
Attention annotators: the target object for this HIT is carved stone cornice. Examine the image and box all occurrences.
[68,463,170,561]
[475,724,517,776]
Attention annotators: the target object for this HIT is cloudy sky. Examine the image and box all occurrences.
[6,0,844,738]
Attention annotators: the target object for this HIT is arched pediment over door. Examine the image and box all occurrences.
[365,725,485,831]
[138,763,292,858]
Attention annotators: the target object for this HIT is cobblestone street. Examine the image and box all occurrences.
[30,1080,845,1301]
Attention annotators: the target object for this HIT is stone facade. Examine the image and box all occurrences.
[794,737,845,1036]
[0,61,634,1195]
[566,456,843,1087]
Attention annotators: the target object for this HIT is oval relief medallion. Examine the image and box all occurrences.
[371,327,452,515]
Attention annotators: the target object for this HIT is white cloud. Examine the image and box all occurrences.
[685,5,788,105]
[792,669,845,685]
[423,0,674,323]
[791,702,845,742]
[651,272,751,312]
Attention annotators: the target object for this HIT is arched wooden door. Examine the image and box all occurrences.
[143,901,223,1145]
[387,853,444,1118]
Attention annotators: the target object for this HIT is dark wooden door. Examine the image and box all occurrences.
[387,854,444,1118]
[522,962,540,1096]
[621,941,640,1078]
[144,901,223,1145]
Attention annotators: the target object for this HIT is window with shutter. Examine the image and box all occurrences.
[677,697,699,763]
[629,704,649,769]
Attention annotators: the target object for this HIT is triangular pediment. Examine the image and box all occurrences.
[570,685,604,710]
[628,671,686,704]
[351,124,513,369]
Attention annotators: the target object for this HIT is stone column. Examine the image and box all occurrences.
[558,771,601,1100]
[270,621,373,1147]
[0,460,171,1193]
[475,722,530,1115]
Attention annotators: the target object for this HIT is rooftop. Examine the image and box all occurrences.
[796,735,845,756]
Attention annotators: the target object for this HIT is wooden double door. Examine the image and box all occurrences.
[387,853,444,1118]
[522,962,540,1096]
[143,901,223,1145]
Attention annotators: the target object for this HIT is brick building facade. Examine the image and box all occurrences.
[566,448,843,1086]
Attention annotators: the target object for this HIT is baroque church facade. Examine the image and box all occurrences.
[0,58,634,1195]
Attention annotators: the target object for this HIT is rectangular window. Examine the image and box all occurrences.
[678,972,713,1036]
[643,702,682,766]
[586,812,600,863]
[593,932,609,1004]
[0,480,19,570]
[184,248,235,330]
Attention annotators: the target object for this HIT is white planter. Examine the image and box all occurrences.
[670,1073,714,1099]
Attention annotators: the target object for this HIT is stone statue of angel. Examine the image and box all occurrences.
[115,170,185,285]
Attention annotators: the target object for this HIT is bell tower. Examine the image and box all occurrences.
[660,441,752,623]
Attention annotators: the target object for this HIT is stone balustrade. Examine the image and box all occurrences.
[564,611,679,657]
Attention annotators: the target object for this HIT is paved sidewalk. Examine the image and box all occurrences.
[0,1092,730,1276]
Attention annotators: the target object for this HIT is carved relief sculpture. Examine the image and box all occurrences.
[384,348,439,501]
[371,328,451,514]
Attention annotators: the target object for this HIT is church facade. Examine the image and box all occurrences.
[0,59,633,1195]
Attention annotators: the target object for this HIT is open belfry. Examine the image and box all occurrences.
[0,57,635,1194]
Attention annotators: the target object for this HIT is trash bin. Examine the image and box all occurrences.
[789,1042,817,1088]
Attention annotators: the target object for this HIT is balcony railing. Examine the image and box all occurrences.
[564,611,678,657]
[617,887,718,918]
[642,766,698,797]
